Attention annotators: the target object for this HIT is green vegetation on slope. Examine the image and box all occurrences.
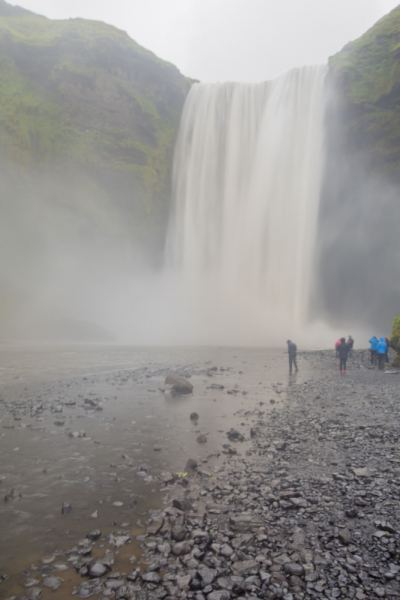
[390,315,400,367]
[0,0,191,255]
[329,5,400,178]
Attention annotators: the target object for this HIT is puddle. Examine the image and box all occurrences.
[0,344,305,598]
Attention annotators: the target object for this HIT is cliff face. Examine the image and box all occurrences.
[0,0,192,341]
[328,4,400,181]
[317,7,400,330]
[0,0,191,257]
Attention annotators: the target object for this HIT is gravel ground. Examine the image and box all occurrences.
[1,347,400,600]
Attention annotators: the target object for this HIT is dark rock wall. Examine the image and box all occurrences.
[317,6,400,330]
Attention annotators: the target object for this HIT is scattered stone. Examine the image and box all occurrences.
[227,429,244,442]
[89,562,109,578]
[86,530,101,541]
[283,563,305,576]
[165,374,193,395]
[338,529,352,544]
[61,502,72,514]
[26,588,42,600]
[185,459,198,470]
[43,576,62,589]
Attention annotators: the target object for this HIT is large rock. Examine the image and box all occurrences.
[165,374,193,395]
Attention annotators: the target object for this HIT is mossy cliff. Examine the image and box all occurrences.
[318,7,400,330]
[0,0,191,258]
[328,4,400,179]
[389,315,400,367]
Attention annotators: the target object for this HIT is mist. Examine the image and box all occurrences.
[1,74,398,348]
[316,77,400,334]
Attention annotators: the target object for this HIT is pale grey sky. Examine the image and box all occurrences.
[8,0,400,81]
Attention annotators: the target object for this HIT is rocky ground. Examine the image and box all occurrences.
[1,348,400,600]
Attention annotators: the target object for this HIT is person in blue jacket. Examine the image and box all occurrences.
[369,336,378,365]
[377,337,388,371]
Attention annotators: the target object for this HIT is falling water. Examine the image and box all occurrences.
[166,66,327,344]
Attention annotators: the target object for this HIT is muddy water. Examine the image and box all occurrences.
[0,344,304,598]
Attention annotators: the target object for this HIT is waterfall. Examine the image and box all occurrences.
[166,66,326,344]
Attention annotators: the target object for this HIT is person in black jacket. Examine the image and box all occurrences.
[287,340,298,374]
[337,337,349,373]
[347,335,354,358]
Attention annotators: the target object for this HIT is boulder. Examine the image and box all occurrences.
[165,374,193,395]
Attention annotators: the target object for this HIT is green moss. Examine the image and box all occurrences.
[390,315,400,367]
[0,0,191,251]
[328,5,400,180]
[330,5,400,105]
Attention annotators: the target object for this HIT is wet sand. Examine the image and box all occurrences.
[1,345,399,600]
[0,344,298,599]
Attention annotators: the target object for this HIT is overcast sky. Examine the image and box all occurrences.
[8,0,400,81]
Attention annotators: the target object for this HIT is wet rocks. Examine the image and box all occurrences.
[4,488,20,502]
[227,429,244,442]
[86,530,101,541]
[165,374,193,395]
[2,348,400,600]
[283,563,305,576]
[171,541,193,556]
[26,587,42,600]
[196,434,207,443]
[89,562,109,578]
[185,458,198,470]
[43,576,62,589]
[61,502,72,514]
[84,398,103,410]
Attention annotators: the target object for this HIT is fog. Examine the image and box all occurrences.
[1,15,399,346]
[0,74,383,349]
[316,79,400,333]
[0,172,373,349]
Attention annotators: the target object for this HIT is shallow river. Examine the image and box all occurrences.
[0,344,306,599]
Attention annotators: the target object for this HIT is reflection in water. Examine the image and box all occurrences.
[0,344,308,598]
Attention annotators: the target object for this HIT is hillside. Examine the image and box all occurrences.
[0,0,191,256]
[328,4,400,179]
[0,0,191,341]
[318,6,400,329]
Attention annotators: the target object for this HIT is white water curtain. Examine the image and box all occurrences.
[166,66,326,342]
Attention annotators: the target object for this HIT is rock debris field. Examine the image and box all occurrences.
[1,347,400,600]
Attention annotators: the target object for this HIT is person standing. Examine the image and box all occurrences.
[377,337,388,370]
[287,340,298,374]
[369,336,379,365]
[337,337,349,373]
[385,337,390,363]
[347,335,354,358]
